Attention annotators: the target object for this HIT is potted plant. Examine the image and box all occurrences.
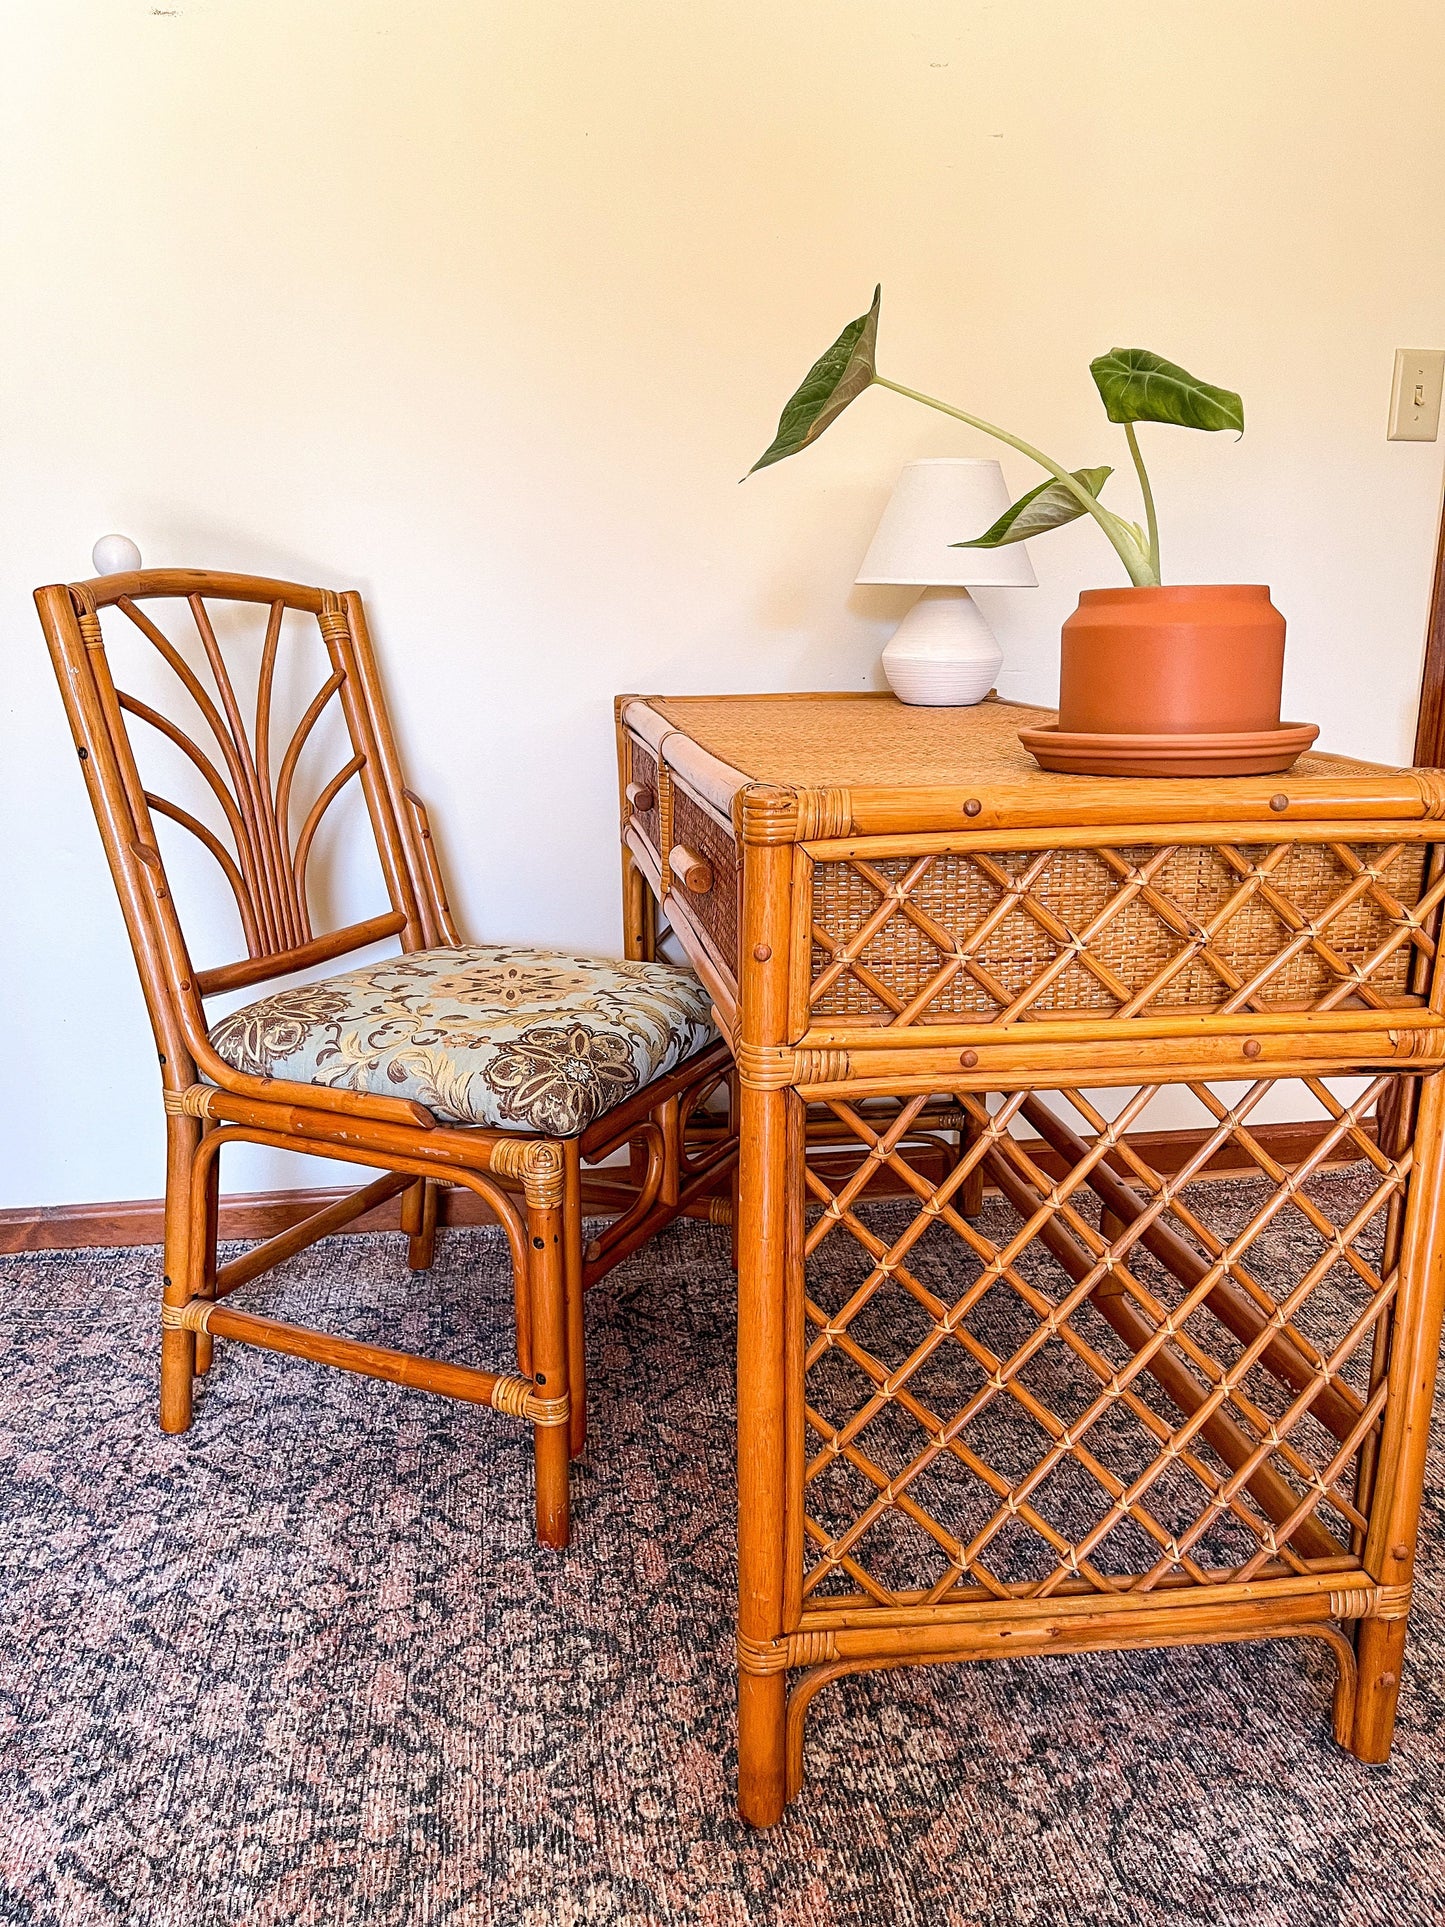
[747,287,1316,776]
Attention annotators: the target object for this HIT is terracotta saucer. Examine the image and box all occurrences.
[1017,720,1320,778]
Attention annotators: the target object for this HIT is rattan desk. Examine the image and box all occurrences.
[614,691,1445,1827]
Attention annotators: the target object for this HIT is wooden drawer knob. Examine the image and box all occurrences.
[626,781,656,814]
[669,844,714,894]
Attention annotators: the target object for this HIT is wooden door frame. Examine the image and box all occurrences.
[1413,484,1445,766]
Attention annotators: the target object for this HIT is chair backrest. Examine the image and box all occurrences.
[35,568,457,1091]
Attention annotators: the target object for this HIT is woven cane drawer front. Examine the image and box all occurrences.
[625,736,664,859]
[670,785,740,971]
[810,838,1434,1025]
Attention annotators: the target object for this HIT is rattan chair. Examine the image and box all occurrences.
[36,568,734,1546]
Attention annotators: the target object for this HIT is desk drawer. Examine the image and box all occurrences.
[623,731,664,864]
[808,835,1435,1024]
[669,784,740,973]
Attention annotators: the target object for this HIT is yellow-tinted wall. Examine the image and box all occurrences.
[3,2,1443,1203]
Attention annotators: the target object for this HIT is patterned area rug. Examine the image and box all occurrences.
[2,1176,1443,1926]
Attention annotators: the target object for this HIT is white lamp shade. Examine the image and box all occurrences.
[856,459,1038,588]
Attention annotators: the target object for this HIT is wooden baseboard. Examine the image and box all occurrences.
[0,1173,647,1256]
[0,1117,1367,1256]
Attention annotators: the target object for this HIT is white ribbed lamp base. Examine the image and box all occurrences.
[880,587,1004,707]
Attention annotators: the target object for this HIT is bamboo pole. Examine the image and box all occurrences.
[1353,1069,1445,1757]
[564,1139,586,1460]
[527,1179,571,1550]
[735,827,796,1829]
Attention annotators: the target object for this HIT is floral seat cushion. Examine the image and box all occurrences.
[207,945,718,1137]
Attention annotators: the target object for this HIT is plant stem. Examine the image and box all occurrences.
[1124,422,1161,581]
[873,373,1159,587]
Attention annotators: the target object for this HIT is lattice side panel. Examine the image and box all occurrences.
[799,1078,1406,1608]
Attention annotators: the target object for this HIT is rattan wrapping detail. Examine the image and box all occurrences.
[810,839,1432,1023]
[672,785,740,969]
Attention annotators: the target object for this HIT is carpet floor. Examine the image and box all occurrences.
[1,1177,1443,1926]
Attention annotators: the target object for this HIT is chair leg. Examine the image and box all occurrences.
[958,1115,986,1221]
[526,1161,571,1549]
[193,1143,220,1376]
[729,1073,742,1271]
[159,1112,199,1433]
[563,1140,587,1460]
[729,1161,742,1273]
[401,1177,438,1271]
[657,1093,682,1208]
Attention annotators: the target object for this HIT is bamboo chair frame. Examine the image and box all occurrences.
[37,569,734,1547]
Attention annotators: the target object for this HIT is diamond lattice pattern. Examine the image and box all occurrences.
[801,1079,1409,1608]
[810,841,1441,1024]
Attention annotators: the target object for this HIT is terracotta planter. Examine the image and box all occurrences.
[1058,584,1285,734]
[1020,582,1315,777]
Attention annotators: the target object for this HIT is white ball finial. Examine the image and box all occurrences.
[92,533,142,576]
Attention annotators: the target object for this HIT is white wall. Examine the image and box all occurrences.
[2,0,1443,1208]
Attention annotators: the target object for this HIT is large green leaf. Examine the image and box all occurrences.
[747,286,881,474]
[1089,348,1243,433]
[952,466,1113,549]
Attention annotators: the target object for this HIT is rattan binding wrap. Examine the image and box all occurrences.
[738,1629,840,1674]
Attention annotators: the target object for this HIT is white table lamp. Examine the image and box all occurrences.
[857,459,1037,706]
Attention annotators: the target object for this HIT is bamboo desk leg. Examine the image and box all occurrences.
[1355,1069,1445,1756]
[735,1078,790,1827]
[734,832,796,1829]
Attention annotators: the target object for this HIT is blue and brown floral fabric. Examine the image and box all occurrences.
[207,945,717,1136]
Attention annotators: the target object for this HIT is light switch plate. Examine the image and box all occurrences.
[1388,349,1445,441]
